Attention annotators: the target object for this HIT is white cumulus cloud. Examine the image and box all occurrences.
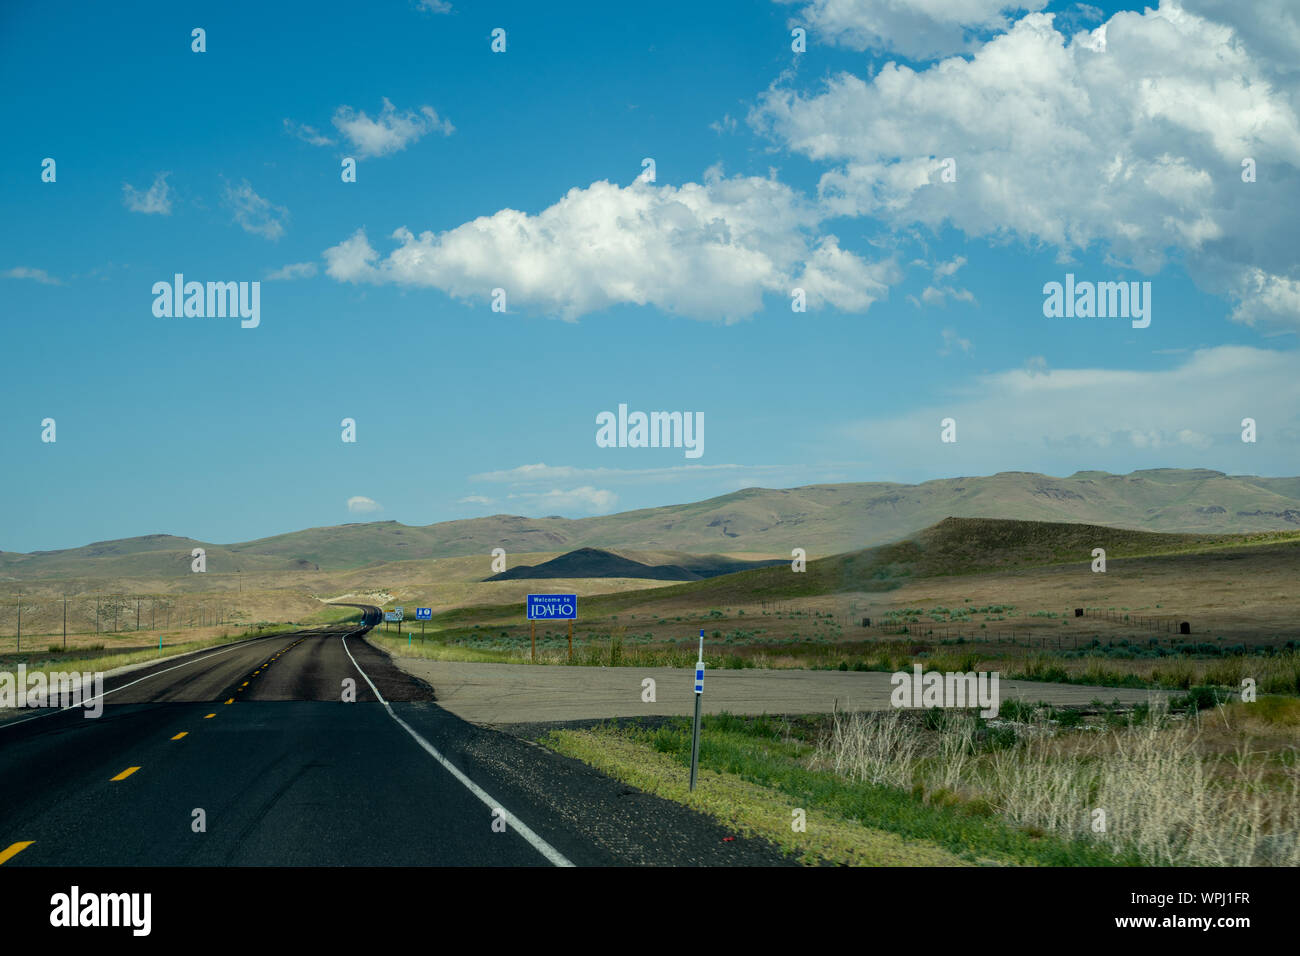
[785,0,1049,59]
[324,167,898,321]
[754,3,1300,330]
[347,496,383,514]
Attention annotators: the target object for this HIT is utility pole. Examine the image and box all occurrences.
[16,595,21,653]
[63,597,67,650]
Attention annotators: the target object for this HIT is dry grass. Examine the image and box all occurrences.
[812,704,1300,866]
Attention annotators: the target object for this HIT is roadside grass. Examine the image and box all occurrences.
[546,704,1299,867]
[308,604,366,625]
[368,632,520,664]
[545,726,972,866]
[369,629,724,668]
[544,713,1142,867]
[0,622,304,684]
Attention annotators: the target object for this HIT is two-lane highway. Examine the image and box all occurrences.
[0,609,790,867]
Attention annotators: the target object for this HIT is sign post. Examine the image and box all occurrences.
[526,594,577,663]
[416,607,431,643]
[690,628,704,791]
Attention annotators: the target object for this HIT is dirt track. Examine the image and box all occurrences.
[384,656,1172,725]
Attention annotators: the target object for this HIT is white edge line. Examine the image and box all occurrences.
[341,630,575,868]
[0,633,288,731]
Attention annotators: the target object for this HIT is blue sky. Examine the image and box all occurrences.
[2,0,1298,552]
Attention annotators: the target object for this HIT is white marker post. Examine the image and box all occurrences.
[689,628,704,791]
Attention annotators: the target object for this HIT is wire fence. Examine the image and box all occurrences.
[0,594,248,652]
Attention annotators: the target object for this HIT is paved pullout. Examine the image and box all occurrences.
[380,657,1173,725]
[0,610,793,867]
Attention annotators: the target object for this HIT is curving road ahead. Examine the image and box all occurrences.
[0,607,788,867]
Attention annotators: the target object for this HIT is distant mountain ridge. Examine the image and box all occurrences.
[4,468,1300,580]
[483,547,786,582]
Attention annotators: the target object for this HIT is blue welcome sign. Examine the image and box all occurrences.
[526,594,577,620]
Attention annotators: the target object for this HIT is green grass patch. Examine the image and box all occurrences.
[544,714,1139,866]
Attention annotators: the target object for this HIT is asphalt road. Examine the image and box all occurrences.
[0,608,790,867]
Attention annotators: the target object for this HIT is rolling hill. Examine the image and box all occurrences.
[440,517,1300,625]
[5,468,1300,581]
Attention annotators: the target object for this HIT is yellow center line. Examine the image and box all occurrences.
[0,841,34,865]
[240,682,248,687]
[253,671,260,675]
[171,732,188,740]
[111,767,140,782]
[204,713,216,719]
[225,698,234,705]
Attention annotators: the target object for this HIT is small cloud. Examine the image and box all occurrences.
[332,97,453,159]
[915,285,976,308]
[416,0,453,11]
[265,262,318,280]
[1177,428,1212,449]
[122,172,173,215]
[2,266,61,285]
[710,114,738,135]
[1024,355,1049,376]
[347,496,382,514]
[933,256,966,280]
[911,257,976,308]
[457,494,494,505]
[505,487,617,515]
[470,462,803,485]
[223,179,288,240]
[939,328,973,356]
[282,119,335,147]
